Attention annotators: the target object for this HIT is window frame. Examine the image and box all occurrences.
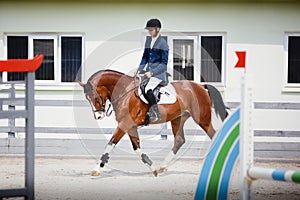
[30,34,58,85]
[198,33,226,87]
[168,35,199,83]
[3,33,28,83]
[283,33,300,92]
[5,35,29,81]
[3,33,85,90]
[58,34,85,86]
[167,33,226,87]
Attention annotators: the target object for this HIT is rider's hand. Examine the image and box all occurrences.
[134,71,140,76]
[145,72,153,78]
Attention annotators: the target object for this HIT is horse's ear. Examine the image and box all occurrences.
[78,81,85,87]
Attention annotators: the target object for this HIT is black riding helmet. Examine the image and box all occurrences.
[145,18,162,30]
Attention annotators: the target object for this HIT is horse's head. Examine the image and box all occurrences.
[79,81,109,120]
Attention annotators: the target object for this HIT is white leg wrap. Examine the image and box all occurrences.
[148,163,156,172]
[135,148,156,172]
[135,148,142,158]
[161,150,176,168]
[91,144,116,174]
[93,162,102,173]
[95,143,115,170]
[104,143,115,154]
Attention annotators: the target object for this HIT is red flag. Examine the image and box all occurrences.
[0,55,44,72]
[234,51,246,68]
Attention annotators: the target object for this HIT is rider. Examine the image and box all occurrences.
[135,18,169,122]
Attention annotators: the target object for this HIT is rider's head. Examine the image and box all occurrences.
[145,18,161,37]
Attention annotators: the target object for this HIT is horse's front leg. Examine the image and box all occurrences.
[127,127,157,176]
[91,126,125,176]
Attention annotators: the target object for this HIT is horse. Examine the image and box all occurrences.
[78,69,228,176]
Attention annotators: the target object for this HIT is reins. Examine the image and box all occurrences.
[105,75,148,116]
[87,74,149,117]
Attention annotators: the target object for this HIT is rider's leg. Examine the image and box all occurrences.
[91,126,126,175]
[146,89,161,121]
[144,77,162,122]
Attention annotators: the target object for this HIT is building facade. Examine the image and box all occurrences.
[1,2,300,153]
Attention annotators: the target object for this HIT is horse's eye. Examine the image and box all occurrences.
[95,97,99,103]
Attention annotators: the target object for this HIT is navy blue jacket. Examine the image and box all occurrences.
[138,35,169,82]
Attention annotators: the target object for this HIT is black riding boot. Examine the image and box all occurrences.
[146,89,161,121]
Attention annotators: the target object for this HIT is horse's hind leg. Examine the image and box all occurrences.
[190,101,216,139]
[158,113,190,173]
[128,127,156,175]
[194,116,215,139]
[207,123,216,139]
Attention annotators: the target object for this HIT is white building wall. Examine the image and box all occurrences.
[1,2,300,132]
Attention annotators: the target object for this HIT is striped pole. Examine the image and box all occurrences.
[240,75,254,200]
[194,108,241,200]
[248,167,300,183]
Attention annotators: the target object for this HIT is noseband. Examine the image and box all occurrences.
[95,94,106,113]
[84,82,107,114]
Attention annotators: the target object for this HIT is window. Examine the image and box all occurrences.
[173,39,194,80]
[34,39,55,80]
[169,34,225,84]
[7,36,28,81]
[61,37,82,82]
[287,36,300,84]
[5,34,83,84]
[201,36,222,82]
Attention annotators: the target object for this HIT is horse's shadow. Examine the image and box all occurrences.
[65,168,199,179]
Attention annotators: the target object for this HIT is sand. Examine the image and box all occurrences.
[1,156,300,200]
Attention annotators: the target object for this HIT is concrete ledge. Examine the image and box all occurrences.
[1,127,299,137]
[1,138,299,159]
[1,100,300,110]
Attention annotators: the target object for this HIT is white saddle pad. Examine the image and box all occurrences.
[138,82,177,105]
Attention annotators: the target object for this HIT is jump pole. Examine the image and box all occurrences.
[239,74,254,200]
[239,74,300,199]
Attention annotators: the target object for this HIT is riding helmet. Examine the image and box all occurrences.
[145,18,162,30]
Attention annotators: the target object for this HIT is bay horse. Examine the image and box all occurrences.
[78,69,228,176]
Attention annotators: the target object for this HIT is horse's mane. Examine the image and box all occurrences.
[87,69,133,82]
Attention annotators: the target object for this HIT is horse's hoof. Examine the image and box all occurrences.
[152,170,158,177]
[158,167,168,173]
[91,170,100,176]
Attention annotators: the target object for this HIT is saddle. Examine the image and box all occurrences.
[138,78,177,105]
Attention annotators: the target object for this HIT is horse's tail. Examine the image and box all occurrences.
[204,84,228,122]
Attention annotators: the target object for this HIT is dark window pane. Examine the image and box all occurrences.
[61,37,82,82]
[34,39,55,80]
[288,36,300,83]
[201,36,222,82]
[7,36,28,81]
[173,39,194,80]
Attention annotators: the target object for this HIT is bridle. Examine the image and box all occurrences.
[84,82,108,116]
[95,94,106,112]
[85,75,149,118]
